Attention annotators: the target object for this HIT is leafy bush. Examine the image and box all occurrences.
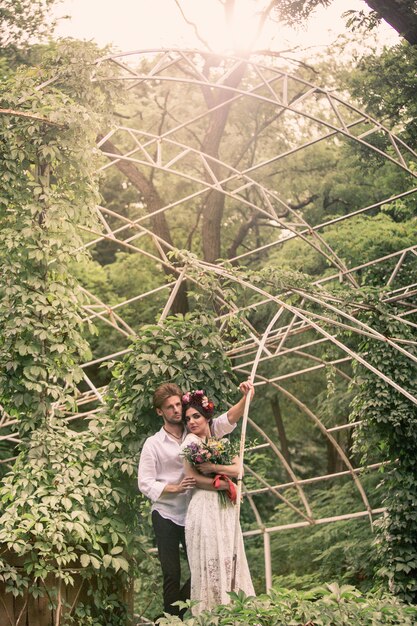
[351,305,417,602]
[158,584,417,626]
[0,40,136,624]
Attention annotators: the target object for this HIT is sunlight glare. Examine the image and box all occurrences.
[229,0,262,53]
[53,0,399,56]
[179,0,269,54]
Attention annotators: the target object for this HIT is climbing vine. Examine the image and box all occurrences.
[0,40,136,625]
[350,298,417,602]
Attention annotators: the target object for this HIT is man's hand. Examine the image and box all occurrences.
[163,477,196,495]
[175,477,196,493]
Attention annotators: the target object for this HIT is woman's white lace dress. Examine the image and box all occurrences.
[181,434,255,615]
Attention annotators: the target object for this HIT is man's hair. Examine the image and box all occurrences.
[153,382,183,409]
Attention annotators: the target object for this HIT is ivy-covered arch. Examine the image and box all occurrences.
[0,42,417,624]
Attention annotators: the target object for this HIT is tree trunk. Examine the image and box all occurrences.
[270,395,292,467]
[201,60,247,263]
[98,135,189,314]
[326,432,345,475]
[365,0,417,45]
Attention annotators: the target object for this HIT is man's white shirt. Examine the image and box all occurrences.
[138,413,236,526]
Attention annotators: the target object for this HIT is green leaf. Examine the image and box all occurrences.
[112,556,129,572]
[102,554,112,568]
[90,556,101,570]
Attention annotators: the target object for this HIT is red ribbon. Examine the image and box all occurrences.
[212,474,237,503]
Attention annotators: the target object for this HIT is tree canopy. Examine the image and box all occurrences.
[273,0,417,44]
[0,1,417,622]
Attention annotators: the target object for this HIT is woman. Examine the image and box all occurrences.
[180,389,255,615]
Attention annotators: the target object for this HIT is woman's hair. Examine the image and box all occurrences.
[182,390,215,421]
[153,382,183,409]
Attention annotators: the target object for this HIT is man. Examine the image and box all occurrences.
[138,380,254,618]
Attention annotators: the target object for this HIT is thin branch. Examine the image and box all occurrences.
[288,194,319,210]
[54,579,62,626]
[153,92,202,149]
[0,108,66,128]
[0,594,14,626]
[227,213,259,259]
[186,205,204,250]
[15,596,29,626]
[255,51,320,76]
[150,91,170,183]
[68,578,85,616]
[232,108,286,171]
[253,0,277,46]
[173,0,212,50]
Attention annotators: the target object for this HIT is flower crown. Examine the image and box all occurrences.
[182,389,215,417]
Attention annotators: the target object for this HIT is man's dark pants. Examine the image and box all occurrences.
[152,510,191,617]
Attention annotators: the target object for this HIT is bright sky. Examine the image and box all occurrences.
[52,0,398,55]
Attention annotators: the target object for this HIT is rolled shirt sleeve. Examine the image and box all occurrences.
[137,429,190,525]
[138,439,167,502]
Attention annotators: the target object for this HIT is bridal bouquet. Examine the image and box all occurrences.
[181,437,238,466]
[181,437,239,506]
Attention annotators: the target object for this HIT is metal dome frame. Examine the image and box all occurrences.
[1,48,416,592]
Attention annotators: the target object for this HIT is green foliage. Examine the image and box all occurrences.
[267,213,416,285]
[0,42,108,433]
[266,478,381,592]
[103,251,166,328]
[323,215,415,270]
[347,43,417,146]
[158,584,417,625]
[0,39,136,623]
[107,311,238,461]
[178,250,312,302]
[70,252,167,385]
[351,305,417,602]
[343,8,382,33]
[272,1,332,25]
[0,419,139,625]
[0,0,57,48]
